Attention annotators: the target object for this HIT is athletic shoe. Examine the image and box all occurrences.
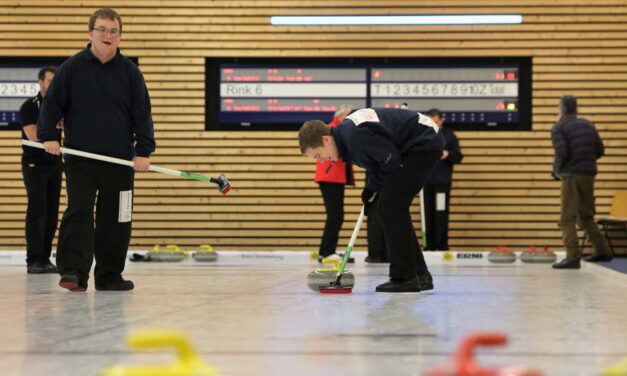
[27,261,58,274]
[584,254,613,262]
[552,258,581,269]
[96,277,134,291]
[417,270,434,291]
[365,256,388,263]
[375,277,421,293]
[59,274,87,292]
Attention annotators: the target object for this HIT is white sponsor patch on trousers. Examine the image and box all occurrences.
[118,190,133,223]
[346,108,380,126]
[417,112,439,133]
[436,192,447,211]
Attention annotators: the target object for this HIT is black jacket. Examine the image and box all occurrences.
[425,127,463,184]
[332,108,444,190]
[20,92,62,165]
[551,114,604,177]
[38,44,155,160]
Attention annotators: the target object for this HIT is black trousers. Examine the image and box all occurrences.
[376,150,441,279]
[423,183,452,250]
[22,160,62,266]
[367,199,388,261]
[318,182,345,257]
[56,158,134,284]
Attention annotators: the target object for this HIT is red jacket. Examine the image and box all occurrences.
[314,117,354,185]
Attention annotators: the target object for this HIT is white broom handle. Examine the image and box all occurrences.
[348,206,366,249]
[334,205,366,279]
[22,140,182,177]
[420,188,427,246]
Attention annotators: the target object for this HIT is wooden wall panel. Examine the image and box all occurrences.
[0,1,625,254]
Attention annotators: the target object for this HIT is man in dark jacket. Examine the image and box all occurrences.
[38,8,155,291]
[551,95,611,269]
[299,108,444,292]
[314,105,354,262]
[423,109,463,251]
[20,66,62,274]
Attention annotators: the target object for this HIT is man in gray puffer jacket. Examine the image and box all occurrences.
[551,95,612,269]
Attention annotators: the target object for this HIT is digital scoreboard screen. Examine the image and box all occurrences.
[205,57,531,131]
[0,66,44,130]
[370,67,521,126]
[0,57,69,130]
[217,66,367,127]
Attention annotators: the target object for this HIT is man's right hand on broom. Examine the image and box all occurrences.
[361,189,378,215]
[133,156,150,171]
[43,141,61,155]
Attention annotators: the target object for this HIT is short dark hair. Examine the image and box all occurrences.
[560,95,577,115]
[38,66,57,81]
[298,120,330,154]
[426,108,442,118]
[89,8,122,34]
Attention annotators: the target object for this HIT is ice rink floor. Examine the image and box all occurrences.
[0,251,626,376]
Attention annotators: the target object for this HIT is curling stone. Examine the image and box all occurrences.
[488,245,517,264]
[100,330,219,376]
[520,246,557,264]
[147,245,186,262]
[602,357,627,376]
[316,253,355,264]
[307,259,354,292]
[193,245,218,262]
[424,332,543,376]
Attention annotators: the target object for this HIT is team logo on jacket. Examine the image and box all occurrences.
[346,108,380,126]
[417,112,439,133]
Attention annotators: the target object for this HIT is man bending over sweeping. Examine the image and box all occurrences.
[299,108,444,293]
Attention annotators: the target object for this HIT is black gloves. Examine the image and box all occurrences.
[551,171,562,181]
[361,189,379,214]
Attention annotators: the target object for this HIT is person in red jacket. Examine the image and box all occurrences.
[315,105,354,262]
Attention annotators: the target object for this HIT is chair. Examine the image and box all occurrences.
[582,191,627,256]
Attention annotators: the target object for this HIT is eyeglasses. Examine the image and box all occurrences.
[92,27,120,37]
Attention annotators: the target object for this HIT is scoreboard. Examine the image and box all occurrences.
[0,57,69,131]
[219,67,367,123]
[370,67,521,126]
[206,57,532,131]
[0,66,43,129]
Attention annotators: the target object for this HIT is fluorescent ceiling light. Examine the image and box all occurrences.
[271,15,522,26]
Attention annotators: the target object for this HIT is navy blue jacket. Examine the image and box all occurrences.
[425,126,463,184]
[38,44,155,160]
[331,108,444,190]
[551,114,604,176]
